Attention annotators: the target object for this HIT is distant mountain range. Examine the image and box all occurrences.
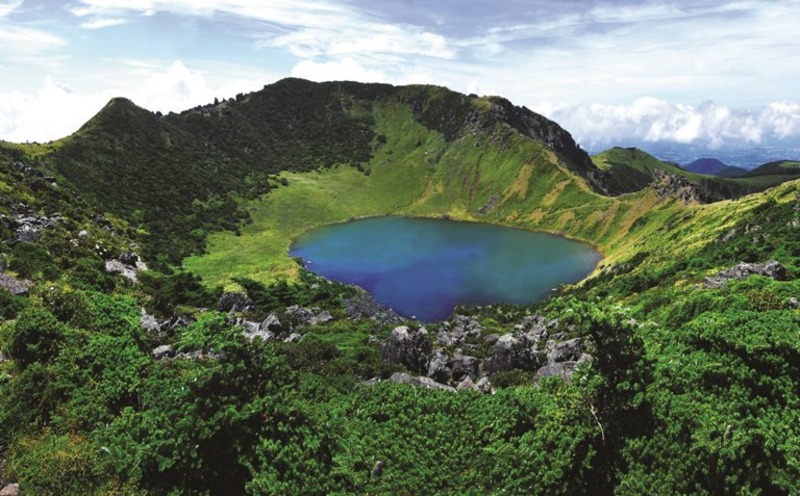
[583,140,800,170]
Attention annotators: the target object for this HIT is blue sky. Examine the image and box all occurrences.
[1,0,799,151]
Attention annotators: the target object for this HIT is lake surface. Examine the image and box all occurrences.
[290,217,602,321]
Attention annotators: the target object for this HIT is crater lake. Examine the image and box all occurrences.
[290,217,602,321]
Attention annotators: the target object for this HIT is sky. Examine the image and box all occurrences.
[1,0,799,154]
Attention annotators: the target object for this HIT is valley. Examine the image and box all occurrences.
[1,79,799,495]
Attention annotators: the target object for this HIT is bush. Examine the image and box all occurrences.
[8,306,68,367]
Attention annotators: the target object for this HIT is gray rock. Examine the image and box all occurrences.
[5,213,56,245]
[0,483,20,496]
[344,292,403,324]
[0,273,30,295]
[381,326,431,374]
[547,338,582,364]
[161,314,195,333]
[217,292,252,313]
[388,372,456,393]
[105,259,137,281]
[475,376,494,394]
[534,362,578,384]
[484,333,543,375]
[704,260,786,288]
[243,321,275,342]
[260,313,283,333]
[456,375,477,391]
[789,297,799,309]
[284,305,333,328]
[426,349,452,383]
[152,345,175,360]
[140,309,161,333]
[437,315,483,347]
[451,352,479,381]
[283,332,303,343]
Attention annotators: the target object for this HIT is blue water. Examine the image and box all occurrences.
[290,217,602,321]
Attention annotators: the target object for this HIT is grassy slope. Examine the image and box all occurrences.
[593,147,799,200]
[186,102,800,291]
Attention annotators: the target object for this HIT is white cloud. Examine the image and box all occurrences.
[268,23,456,59]
[0,24,67,53]
[539,98,800,149]
[0,0,22,19]
[0,61,271,142]
[136,60,215,113]
[0,76,115,142]
[291,58,386,83]
[79,17,128,29]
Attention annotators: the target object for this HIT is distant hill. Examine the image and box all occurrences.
[745,160,800,177]
[592,147,799,201]
[683,158,748,178]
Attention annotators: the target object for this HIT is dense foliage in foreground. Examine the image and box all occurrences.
[2,152,800,495]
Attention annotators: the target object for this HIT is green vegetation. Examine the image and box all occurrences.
[2,79,800,494]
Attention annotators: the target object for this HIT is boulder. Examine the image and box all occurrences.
[547,338,582,364]
[450,352,479,381]
[104,253,148,283]
[260,313,283,333]
[0,483,20,496]
[484,333,543,375]
[437,315,483,347]
[0,274,30,296]
[381,326,431,374]
[456,375,477,391]
[426,348,452,383]
[139,309,161,333]
[388,372,456,393]
[243,320,275,342]
[704,261,786,288]
[283,333,303,343]
[152,345,175,360]
[475,377,494,394]
[284,305,333,328]
[217,292,252,313]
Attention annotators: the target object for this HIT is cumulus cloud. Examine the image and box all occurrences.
[0,76,115,142]
[291,58,387,83]
[0,61,268,142]
[540,98,800,149]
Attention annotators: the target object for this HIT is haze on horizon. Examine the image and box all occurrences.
[1,0,799,154]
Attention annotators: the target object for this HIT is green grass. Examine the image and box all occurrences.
[185,101,800,291]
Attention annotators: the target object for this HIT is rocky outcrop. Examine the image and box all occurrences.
[652,169,704,204]
[437,315,483,348]
[218,292,252,313]
[344,292,403,325]
[483,316,558,375]
[152,344,175,360]
[139,311,195,336]
[381,326,431,374]
[0,274,30,296]
[377,313,588,391]
[2,213,58,245]
[284,305,333,328]
[704,261,786,289]
[104,251,148,283]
